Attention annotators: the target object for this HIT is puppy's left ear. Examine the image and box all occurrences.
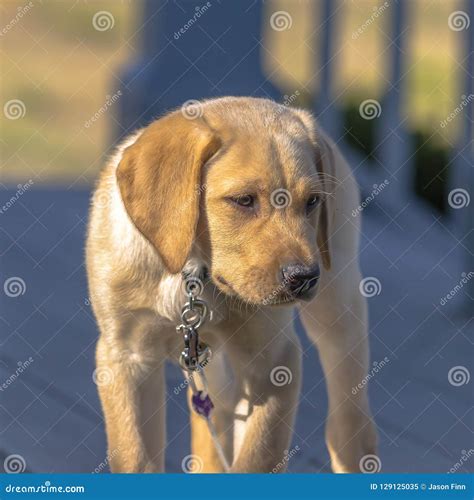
[117,111,221,274]
[315,136,333,271]
[294,109,333,270]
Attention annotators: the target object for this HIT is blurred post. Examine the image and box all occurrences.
[453,0,473,305]
[376,0,412,201]
[113,0,279,140]
[316,0,341,139]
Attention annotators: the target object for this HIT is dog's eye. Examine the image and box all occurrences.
[306,194,320,212]
[232,195,254,208]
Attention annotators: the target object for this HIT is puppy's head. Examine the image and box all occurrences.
[117,97,333,306]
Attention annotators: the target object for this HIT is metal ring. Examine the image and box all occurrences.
[180,299,208,329]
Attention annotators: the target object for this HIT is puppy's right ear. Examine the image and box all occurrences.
[116,111,221,274]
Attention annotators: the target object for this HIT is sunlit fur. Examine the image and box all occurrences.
[86,97,377,474]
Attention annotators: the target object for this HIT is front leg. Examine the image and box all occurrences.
[300,276,378,473]
[228,327,302,473]
[95,324,166,473]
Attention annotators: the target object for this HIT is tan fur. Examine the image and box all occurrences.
[86,97,377,473]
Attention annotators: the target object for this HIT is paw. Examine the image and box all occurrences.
[326,415,378,473]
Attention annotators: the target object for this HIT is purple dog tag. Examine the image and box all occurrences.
[192,391,214,419]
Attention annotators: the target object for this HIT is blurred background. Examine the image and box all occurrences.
[1,0,472,474]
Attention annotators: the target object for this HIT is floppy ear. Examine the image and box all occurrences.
[293,109,333,270]
[116,111,221,274]
[315,136,333,271]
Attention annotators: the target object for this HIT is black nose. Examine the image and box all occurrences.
[281,264,320,299]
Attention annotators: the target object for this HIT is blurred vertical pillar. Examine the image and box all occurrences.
[316,0,341,139]
[452,0,473,305]
[113,0,279,140]
[376,0,412,201]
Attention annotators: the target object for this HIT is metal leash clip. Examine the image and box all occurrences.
[177,277,212,371]
[176,273,230,472]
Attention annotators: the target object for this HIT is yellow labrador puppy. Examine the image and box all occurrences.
[86,96,377,473]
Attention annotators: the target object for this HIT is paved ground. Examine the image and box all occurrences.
[0,187,472,473]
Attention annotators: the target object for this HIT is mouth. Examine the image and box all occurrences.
[213,275,318,306]
[214,275,237,295]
